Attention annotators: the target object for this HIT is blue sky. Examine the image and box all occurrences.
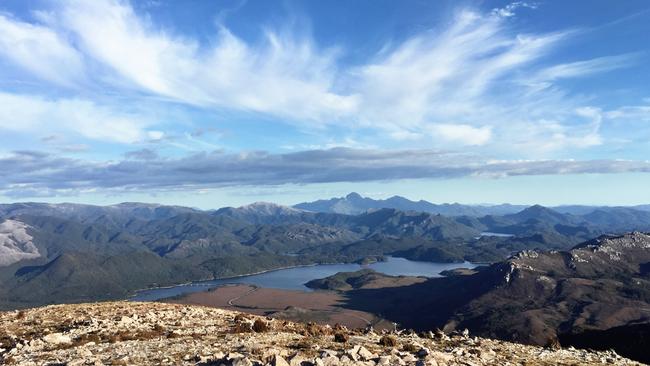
[0,0,649,208]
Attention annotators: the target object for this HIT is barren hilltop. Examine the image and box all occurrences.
[0,302,641,366]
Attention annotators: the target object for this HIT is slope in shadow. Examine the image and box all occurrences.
[339,268,502,331]
[559,323,650,364]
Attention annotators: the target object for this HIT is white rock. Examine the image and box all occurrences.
[358,346,373,359]
[321,356,341,366]
[321,349,338,358]
[376,356,391,366]
[273,355,290,366]
[42,333,72,345]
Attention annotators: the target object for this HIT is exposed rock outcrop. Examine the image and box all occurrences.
[0,301,641,365]
[0,219,39,267]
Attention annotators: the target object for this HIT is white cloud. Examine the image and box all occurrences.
[2,148,650,197]
[0,0,641,155]
[0,92,152,143]
[429,124,492,146]
[491,2,538,18]
[606,105,650,122]
[350,9,575,148]
[527,54,639,90]
[52,0,358,123]
[0,14,85,87]
[147,130,165,141]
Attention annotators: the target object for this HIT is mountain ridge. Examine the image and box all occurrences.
[293,192,650,217]
[0,301,641,366]
[333,232,650,362]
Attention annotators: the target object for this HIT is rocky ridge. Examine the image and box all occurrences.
[0,301,642,366]
[0,219,39,266]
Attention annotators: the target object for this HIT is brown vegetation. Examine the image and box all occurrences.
[252,319,269,333]
[379,335,398,347]
[167,284,388,330]
[333,332,348,343]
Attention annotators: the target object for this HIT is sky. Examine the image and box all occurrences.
[0,0,649,208]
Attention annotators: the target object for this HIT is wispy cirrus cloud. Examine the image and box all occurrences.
[0,92,156,143]
[0,13,86,88]
[2,148,650,198]
[54,0,357,123]
[491,2,538,18]
[0,0,640,151]
[525,53,640,90]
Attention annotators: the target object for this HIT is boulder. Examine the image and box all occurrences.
[42,333,71,345]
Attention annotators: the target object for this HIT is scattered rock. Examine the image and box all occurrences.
[0,301,643,366]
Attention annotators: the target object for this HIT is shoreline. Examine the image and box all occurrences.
[128,261,335,299]
[128,256,479,301]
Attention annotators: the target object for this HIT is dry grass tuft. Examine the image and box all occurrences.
[71,333,102,347]
[402,343,419,352]
[334,332,349,343]
[379,335,398,347]
[234,314,249,322]
[252,319,269,333]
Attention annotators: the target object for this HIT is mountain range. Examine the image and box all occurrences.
[2,196,650,362]
[294,192,650,217]
[2,196,650,310]
[294,192,529,216]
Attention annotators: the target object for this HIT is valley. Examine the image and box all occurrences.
[166,284,393,330]
[3,194,650,363]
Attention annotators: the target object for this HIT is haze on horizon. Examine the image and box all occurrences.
[1,0,649,208]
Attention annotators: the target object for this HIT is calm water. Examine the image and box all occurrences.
[480,231,515,237]
[130,256,476,302]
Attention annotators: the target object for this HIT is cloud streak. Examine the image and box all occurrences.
[54,0,357,122]
[1,148,649,198]
[0,92,155,143]
[0,13,86,88]
[0,0,640,151]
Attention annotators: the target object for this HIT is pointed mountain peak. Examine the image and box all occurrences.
[516,204,556,215]
[508,204,570,223]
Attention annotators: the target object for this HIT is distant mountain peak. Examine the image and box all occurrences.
[112,202,161,207]
[508,205,568,222]
[240,201,286,208]
[345,192,363,200]
[237,202,303,214]
[521,204,549,212]
[295,193,528,216]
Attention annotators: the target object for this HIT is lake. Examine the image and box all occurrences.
[130,256,476,302]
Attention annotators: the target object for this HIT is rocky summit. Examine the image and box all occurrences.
[0,302,642,366]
